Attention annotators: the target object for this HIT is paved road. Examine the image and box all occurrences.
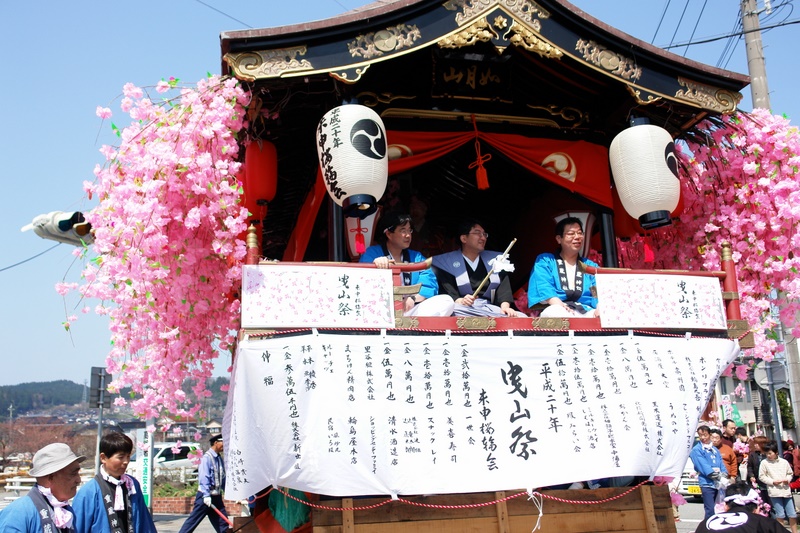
[153,513,219,533]
[676,498,708,533]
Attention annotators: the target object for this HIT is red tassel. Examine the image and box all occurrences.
[469,114,491,190]
[644,241,655,262]
[476,165,489,190]
[355,218,366,254]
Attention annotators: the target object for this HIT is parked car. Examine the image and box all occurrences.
[126,442,200,478]
[677,457,701,499]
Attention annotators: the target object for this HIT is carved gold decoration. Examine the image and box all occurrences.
[443,0,550,26]
[356,92,416,107]
[348,24,422,59]
[721,242,733,262]
[575,39,641,81]
[675,77,741,114]
[438,17,495,49]
[626,85,662,105]
[395,317,420,329]
[330,65,371,84]
[493,15,509,30]
[532,317,570,330]
[525,104,587,126]
[224,48,312,81]
[456,317,497,330]
[509,22,562,58]
[728,319,754,348]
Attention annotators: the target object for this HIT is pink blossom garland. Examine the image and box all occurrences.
[74,76,251,419]
[617,109,800,363]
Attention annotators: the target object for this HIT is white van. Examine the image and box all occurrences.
[126,442,200,478]
[677,457,701,499]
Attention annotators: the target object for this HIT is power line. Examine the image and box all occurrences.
[681,0,708,56]
[651,0,672,44]
[192,0,253,29]
[716,8,743,68]
[0,243,62,273]
[667,0,691,48]
[663,17,800,49]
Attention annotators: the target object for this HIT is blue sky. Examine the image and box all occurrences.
[1,0,797,388]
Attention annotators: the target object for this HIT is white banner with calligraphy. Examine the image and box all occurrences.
[223,332,738,499]
[596,273,727,330]
[241,265,395,328]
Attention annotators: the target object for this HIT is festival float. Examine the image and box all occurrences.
[214,1,755,532]
[32,0,799,532]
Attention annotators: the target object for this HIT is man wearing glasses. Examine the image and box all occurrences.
[527,216,599,318]
[432,219,522,317]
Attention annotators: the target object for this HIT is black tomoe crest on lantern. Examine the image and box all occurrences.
[316,105,388,219]
[608,120,681,230]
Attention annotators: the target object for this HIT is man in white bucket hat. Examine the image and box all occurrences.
[0,442,85,532]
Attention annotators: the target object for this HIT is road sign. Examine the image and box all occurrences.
[753,361,788,390]
[89,367,112,408]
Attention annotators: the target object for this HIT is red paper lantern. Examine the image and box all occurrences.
[244,140,278,207]
[241,140,279,253]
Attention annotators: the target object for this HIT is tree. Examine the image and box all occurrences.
[777,389,795,430]
[0,422,15,471]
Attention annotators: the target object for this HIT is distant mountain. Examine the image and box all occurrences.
[0,380,83,416]
[0,377,230,419]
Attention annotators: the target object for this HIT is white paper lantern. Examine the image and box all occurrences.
[609,123,680,230]
[316,105,388,218]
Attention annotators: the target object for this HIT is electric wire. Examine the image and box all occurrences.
[651,0,672,43]
[681,0,708,56]
[0,243,62,273]
[716,8,743,68]
[667,0,691,48]
[720,36,743,70]
[192,0,253,28]
[663,17,800,49]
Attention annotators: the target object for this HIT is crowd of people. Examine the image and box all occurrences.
[692,420,800,533]
[0,434,230,533]
[361,212,599,319]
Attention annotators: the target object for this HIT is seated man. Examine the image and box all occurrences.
[527,217,599,318]
[432,219,522,317]
[361,212,454,317]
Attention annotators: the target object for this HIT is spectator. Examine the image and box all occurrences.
[0,443,85,532]
[690,425,726,520]
[783,440,795,472]
[747,436,773,513]
[759,440,797,533]
[733,428,749,479]
[721,419,737,448]
[710,428,738,481]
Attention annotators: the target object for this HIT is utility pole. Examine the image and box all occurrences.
[7,403,13,424]
[741,1,800,440]
[741,0,771,109]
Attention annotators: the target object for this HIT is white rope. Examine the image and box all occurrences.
[527,489,543,532]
